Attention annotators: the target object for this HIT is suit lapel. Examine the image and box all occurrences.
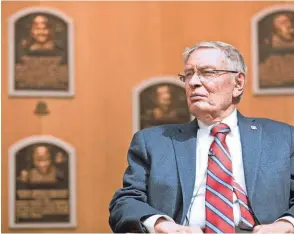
[171,121,198,224]
[238,112,262,203]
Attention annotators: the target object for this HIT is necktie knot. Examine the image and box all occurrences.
[210,123,231,137]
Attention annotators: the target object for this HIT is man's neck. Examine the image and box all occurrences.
[196,106,236,125]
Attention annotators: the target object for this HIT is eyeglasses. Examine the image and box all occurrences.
[178,69,240,82]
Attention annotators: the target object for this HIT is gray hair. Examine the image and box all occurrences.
[183,41,247,74]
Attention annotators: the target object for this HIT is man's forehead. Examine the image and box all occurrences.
[185,48,226,68]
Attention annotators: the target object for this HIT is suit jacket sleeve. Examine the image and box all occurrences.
[281,125,294,218]
[109,130,166,233]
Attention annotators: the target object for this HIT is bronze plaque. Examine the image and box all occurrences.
[133,78,191,132]
[252,6,294,94]
[8,8,74,97]
[9,136,76,228]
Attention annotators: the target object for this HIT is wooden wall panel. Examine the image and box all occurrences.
[2,1,294,232]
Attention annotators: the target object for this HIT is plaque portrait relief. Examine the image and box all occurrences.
[9,136,76,228]
[8,7,74,97]
[133,77,191,133]
[252,5,294,94]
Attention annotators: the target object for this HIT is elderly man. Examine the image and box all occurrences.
[109,41,294,233]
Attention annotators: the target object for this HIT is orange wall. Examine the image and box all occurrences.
[2,1,294,232]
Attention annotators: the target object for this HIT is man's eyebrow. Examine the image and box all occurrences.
[184,66,194,72]
[196,65,216,69]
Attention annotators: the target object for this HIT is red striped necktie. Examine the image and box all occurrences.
[204,123,255,233]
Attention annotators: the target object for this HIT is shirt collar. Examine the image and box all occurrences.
[197,109,238,131]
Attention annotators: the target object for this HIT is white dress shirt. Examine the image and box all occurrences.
[143,109,294,232]
[185,109,244,228]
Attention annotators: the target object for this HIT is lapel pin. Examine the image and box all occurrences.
[250,125,257,130]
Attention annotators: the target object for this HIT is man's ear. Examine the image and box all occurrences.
[233,73,246,98]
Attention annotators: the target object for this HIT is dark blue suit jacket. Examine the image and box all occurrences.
[109,112,294,233]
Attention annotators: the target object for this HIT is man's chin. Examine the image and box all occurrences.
[189,104,214,117]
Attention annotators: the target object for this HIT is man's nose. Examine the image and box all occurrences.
[188,73,202,87]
